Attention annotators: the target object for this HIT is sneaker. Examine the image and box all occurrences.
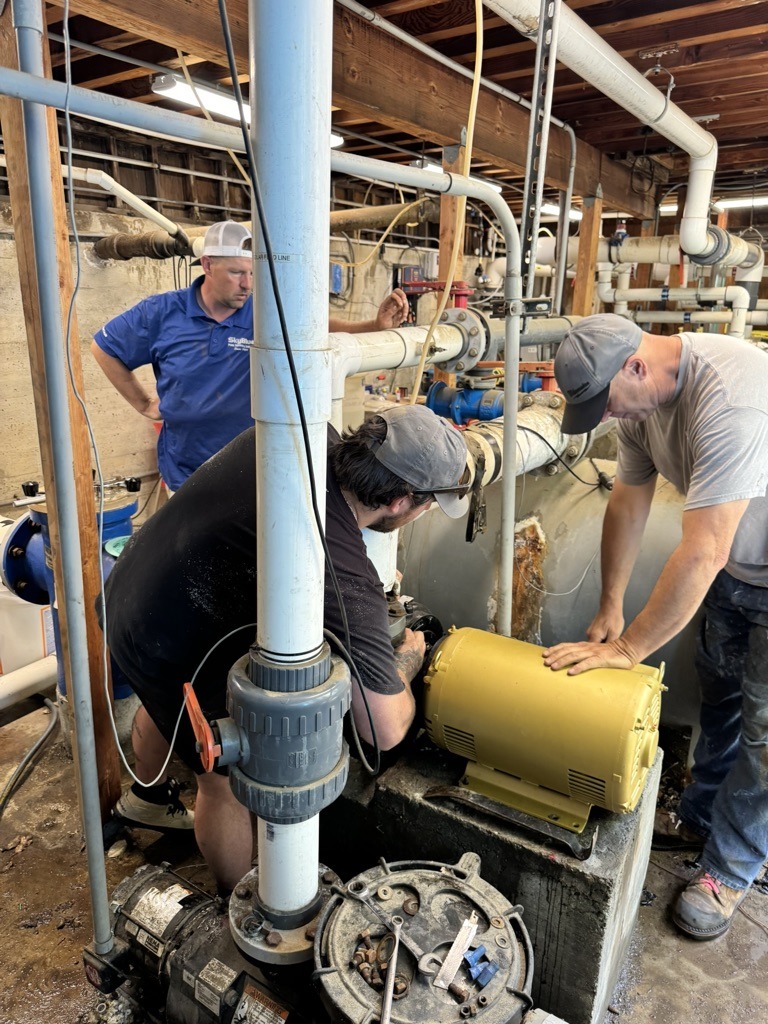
[673,870,747,940]
[652,808,706,851]
[114,777,195,832]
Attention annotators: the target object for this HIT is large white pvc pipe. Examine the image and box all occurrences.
[250,0,333,913]
[330,150,523,637]
[0,656,57,712]
[329,323,465,426]
[256,818,320,913]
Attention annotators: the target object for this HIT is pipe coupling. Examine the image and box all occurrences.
[686,225,731,266]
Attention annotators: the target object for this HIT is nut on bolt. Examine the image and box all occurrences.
[234,884,252,901]
[322,870,336,885]
[455,362,465,371]
[265,930,282,948]
[468,348,478,357]
[565,444,579,458]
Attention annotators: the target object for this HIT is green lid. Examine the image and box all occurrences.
[104,536,130,558]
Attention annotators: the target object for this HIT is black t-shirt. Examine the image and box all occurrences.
[104,425,403,702]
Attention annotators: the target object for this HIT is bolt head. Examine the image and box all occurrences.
[455,362,465,371]
[469,326,479,336]
[265,930,282,948]
[457,312,467,321]
[234,884,252,901]
[440,312,449,322]
[468,348,478,357]
[545,463,559,476]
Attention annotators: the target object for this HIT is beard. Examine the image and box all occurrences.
[367,505,430,533]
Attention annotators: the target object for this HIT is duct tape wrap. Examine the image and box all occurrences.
[227,652,351,823]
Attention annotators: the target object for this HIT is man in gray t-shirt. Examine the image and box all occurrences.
[548,313,768,943]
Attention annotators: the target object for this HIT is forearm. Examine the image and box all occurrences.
[616,544,720,663]
[91,342,158,417]
[329,317,377,334]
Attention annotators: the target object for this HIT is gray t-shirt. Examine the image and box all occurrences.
[616,332,768,586]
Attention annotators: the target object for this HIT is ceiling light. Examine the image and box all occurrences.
[659,197,768,215]
[540,202,582,221]
[152,74,247,123]
[411,159,503,193]
[153,74,344,149]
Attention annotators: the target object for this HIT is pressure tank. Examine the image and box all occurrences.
[423,627,665,833]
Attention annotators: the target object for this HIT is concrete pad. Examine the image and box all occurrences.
[321,744,661,1024]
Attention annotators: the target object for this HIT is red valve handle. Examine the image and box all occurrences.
[183,683,221,773]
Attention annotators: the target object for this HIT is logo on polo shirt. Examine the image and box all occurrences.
[227,336,255,351]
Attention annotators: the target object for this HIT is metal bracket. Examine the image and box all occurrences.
[491,296,551,328]
[423,785,598,861]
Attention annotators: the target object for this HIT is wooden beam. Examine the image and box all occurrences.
[0,7,121,818]
[332,7,654,217]
[572,189,603,317]
[53,0,655,218]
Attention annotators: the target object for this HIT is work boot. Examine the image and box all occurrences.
[114,777,195,832]
[673,870,747,940]
[651,808,706,851]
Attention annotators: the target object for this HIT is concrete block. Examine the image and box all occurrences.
[321,744,661,1024]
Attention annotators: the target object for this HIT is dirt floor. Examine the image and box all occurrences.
[0,697,766,1024]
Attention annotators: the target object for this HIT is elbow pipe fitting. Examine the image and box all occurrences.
[686,225,731,266]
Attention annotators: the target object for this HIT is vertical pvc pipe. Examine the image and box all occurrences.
[250,0,334,912]
[11,0,113,955]
[256,818,320,913]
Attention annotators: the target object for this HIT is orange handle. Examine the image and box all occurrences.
[183,683,221,773]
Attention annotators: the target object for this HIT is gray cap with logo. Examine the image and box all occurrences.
[554,314,643,434]
[370,405,469,518]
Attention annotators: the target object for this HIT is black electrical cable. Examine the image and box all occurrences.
[216,0,380,772]
[0,699,59,822]
[517,424,605,487]
[130,475,160,520]
[324,629,380,776]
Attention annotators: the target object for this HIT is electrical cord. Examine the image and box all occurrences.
[0,698,59,822]
[324,629,380,776]
[216,0,381,772]
[517,425,604,487]
[130,475,160,520]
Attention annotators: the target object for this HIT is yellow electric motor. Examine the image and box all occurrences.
[423,627,665,833]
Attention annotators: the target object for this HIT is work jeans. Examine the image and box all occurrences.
[679,569,768,891]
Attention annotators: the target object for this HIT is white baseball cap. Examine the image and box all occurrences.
[202,221,252,258]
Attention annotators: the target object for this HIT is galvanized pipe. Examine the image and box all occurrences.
[11,0,114,956]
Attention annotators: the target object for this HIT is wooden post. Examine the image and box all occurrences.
[433,144,464,388]
[571,186,603,316]
[633,219,657,291]
[0,7,121,817]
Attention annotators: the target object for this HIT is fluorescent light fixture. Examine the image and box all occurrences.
[413,159,503,193]
[659,197,768,216]
[153,74,247,123]
[153,74,344,148]
[540,202,582,221]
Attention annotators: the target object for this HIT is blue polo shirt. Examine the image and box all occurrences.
[95,277,254,490]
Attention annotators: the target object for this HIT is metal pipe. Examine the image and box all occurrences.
[11,0,113,957]
[330,150,522,637]
[0,655,57,712]
[630,310,768,327]
[0,64,244,151]
[329,199,437,232]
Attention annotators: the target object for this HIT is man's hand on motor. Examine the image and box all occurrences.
[394,627,426,683]
[542,637,635,676]
[375,288,409,330]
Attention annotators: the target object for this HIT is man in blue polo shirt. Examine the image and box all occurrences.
[92,220,409,491]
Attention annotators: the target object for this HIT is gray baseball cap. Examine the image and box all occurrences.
[555,314,643,434]
[371,405,469,518]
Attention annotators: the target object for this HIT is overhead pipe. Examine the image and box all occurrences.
[629,310,768,329]
[486,0,762,272]
[337,0,576,316]
[331,150,523,637]
[597,270,751,338]
[11,0,113,957]
[0,64,245,152]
